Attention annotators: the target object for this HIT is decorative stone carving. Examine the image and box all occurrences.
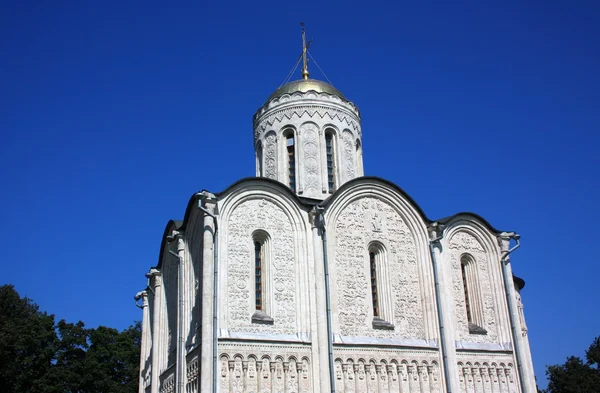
[457,356,517,393]
[342,130,356,183]
[329,348,440,393]
[217,345,311,393]
[159,372,174,393]
[448,231,499,343]
[186,357,199,393]
[515,289,528,337]
[226,198,296,334]
[254,103,361,139]
[264,131,277,179]
[301,123,320,194]
[333,196,425,339]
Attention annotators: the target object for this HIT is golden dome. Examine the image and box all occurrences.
[267,79,346,102]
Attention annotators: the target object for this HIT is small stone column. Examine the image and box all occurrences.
[147,270,162,393]
[137,290,149,393]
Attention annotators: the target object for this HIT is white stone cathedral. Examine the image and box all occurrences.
[135,36,537,393]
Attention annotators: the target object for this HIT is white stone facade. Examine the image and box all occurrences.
[136,79,536,393]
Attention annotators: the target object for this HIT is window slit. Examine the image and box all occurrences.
[255,241,262,310]
[370,251,379,317]
[326,133,335,191]
[287,135,296,191]
[461,261,472,323]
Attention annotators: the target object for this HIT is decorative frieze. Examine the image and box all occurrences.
[217,343,312,393]
[457,360,516,393]
[332,354,441,393]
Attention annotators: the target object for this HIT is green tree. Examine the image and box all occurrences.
[0,285,59,393]
[0,284,140,393]
[545,336,600,393]
[80,323,141,393]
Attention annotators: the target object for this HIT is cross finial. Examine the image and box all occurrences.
[301,23,310,80]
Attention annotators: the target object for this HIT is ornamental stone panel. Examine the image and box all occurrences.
[225,198,297,335]
[332,196,425,340]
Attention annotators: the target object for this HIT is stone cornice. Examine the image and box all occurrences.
[254,104,362,140]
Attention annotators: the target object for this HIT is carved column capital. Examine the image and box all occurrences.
[497,232,512,252]
[309,206,325,230]
[427,222,445,243]
[146,269,162,288]
[135,290,149,307]
[199,191,218,213]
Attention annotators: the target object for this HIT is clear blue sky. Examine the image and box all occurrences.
[1,1,598,388]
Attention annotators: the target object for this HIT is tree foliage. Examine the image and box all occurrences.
[545,336,600,393]
[0,284,140,393]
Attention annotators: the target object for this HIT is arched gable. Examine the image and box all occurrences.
[322,178,437,341]
[442,216,511,346]
[217,179,310,337]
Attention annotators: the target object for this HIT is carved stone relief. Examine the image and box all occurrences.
[333,196,425,339]
[301,123,320,194]
[226,198,296,334]
[332,348,441,393]
[218,343,311,393]
[448,232,498,343]
[264,131,277,180]
[457,359,516,393]
[342,130,356,183]
[186,357,199,393]
[515,289,528,337]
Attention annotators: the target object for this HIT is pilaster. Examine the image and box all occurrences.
[309,207,331,393]
[428,224,461,393]
[200,193,218,393]
[498,234,536,393]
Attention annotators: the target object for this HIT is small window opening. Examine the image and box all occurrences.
[287,135,296,191]
[255,241,262,310]
[461,254,487,335]
[461,261,472,323]
[326,133,335,191]
[257,143,263,177]
[370,251,378,317]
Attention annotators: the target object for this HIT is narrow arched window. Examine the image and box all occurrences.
[368,243,394,329]
[255,241,263,310]
[369,251,378,317]
[461,260,472,323]
[286,134,296,191]
[251,231,274,324]
[256,143,263,177]
[461,254,487,334]
[325,132,336,192]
